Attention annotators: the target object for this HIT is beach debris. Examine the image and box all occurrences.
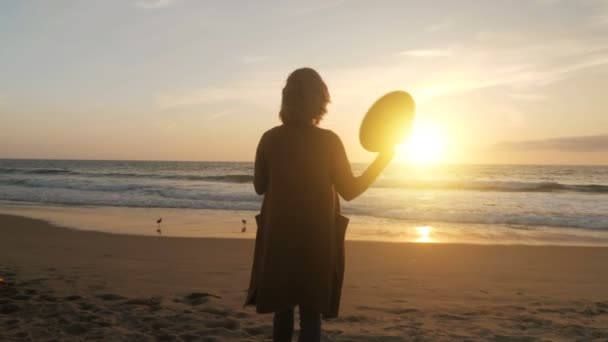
[241,219,247,233]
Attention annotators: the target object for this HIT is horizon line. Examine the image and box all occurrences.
[0,157,606,167]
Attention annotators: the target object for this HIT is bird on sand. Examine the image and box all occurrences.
[241,219,247,233]
[156,218,163,235]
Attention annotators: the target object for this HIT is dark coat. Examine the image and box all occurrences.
[245,124,389,318]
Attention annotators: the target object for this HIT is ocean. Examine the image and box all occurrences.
[1,159,607,245]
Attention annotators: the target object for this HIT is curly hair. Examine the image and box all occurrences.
[279,68,331,126]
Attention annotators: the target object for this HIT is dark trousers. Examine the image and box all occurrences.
[273,306,321,342]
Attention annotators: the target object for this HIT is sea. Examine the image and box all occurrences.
[1,159,607,246]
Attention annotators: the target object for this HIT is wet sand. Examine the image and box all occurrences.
[1,214,607,341]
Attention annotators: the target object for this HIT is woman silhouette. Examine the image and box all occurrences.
[245,68,393,342]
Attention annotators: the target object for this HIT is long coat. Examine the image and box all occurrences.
[245,124,386,318]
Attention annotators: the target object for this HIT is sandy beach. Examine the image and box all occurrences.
[1,213,607,341]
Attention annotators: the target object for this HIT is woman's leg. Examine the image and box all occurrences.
[273,307,295,342]
[297,306,321,342]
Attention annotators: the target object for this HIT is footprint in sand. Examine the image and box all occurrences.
[178,292,221,306]
[64,295,82,301]
[96,293,125,301]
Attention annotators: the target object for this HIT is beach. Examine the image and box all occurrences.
[2,213,607,341]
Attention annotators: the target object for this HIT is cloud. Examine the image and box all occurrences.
[155,72,283,110]
[207,110,234,120]
[506,92,547,101]
[494,134,608,152]
[133,0,177,10]
[397,49,452,58]
[389,35,608,102]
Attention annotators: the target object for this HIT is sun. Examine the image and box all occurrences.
[396,121,446,165]
[415,226,434,243]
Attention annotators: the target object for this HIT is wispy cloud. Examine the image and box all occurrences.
[156,73,283,110]
[397,49,452,58]
[506,92,547,102]
[133,0,177,10]
[494,134,608,152]
[392,36,608,102]
[207,110,234,120]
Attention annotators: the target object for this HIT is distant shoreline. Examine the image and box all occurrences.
[1,157,608,166]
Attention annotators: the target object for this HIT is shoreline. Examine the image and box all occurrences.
[2,202,608,247]
[3,211,608,250]
[2,212,608,250]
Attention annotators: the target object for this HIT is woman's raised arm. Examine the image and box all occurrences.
[331,133,393,201]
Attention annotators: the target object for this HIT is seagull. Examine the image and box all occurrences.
[241,219,247,233]
[156,218,163,235]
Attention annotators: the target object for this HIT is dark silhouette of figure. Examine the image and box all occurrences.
[245,68,393,342]
[242,219,247,233]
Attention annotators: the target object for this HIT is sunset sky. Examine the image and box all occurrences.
[1,0,607,164]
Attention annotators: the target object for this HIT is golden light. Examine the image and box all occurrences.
[415,226,434,243]
[396,121,446,165]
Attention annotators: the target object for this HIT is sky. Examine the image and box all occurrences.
[1,0,607,164]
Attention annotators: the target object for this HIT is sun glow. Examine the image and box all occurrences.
[415,226,434,243]
[396,121,446,165]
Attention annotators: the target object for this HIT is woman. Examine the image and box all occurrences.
[245,68,393,342]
